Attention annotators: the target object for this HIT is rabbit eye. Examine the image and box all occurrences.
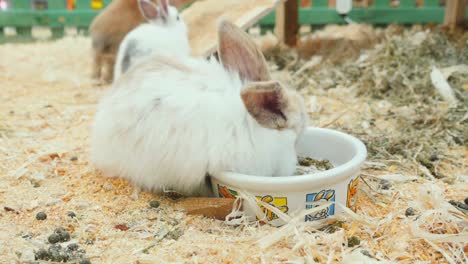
[176,15,180,21]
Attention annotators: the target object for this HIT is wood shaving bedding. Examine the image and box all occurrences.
[0,25,467,263]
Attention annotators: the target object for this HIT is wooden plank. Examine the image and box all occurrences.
[176,198,239,220]
[444,0,467,29]
[328,0,336,7]
[181,0,284,57]
[275,0,299,46]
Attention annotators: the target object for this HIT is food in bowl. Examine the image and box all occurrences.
[295,156,334,175]
[210,127,367,226]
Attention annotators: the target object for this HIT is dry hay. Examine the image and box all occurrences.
[0,24,467,263]
[287,25,468,182]
[296,23,384,62]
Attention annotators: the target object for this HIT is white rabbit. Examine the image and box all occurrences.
[91,21,308,196]
[113,0,190,82]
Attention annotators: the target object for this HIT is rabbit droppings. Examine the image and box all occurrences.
[91,21,308,196]
[113,0,190,82]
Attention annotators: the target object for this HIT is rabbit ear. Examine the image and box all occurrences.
[241,81,288,129]
[158,0,170,20]
[217,20,271,82]
[138,0,160,21]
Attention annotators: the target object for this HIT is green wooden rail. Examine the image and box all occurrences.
[0,0,466,43]
[262,0,459,26]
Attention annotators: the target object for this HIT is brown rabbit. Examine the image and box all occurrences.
[89,0,194,83]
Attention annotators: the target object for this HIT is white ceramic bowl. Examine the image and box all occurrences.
[210,127,367,226]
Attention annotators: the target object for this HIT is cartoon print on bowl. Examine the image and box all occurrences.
[255,195,288,221]
[305,189,335,221]
[347,177,359,212]
[217,184,238,199]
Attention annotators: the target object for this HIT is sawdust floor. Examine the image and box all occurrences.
[0,35,466,263]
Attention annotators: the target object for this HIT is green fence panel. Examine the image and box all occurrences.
[10,0,32,38]
[75,0,92,34]
[424,0,440,7]
[76,0,90,9]
[1,0,467,44]
[48,0,67,9]
[0,0,460,29]
[373,0,389,8]
[313,0,328,7]
[398,0,417,8]
[0,10,98,27]
[260,1,462,26]
[13,0,30,9]
[48,1,67,38]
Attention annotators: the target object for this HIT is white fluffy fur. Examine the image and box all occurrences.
[113,5,190,82]
[91,54,300,196]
